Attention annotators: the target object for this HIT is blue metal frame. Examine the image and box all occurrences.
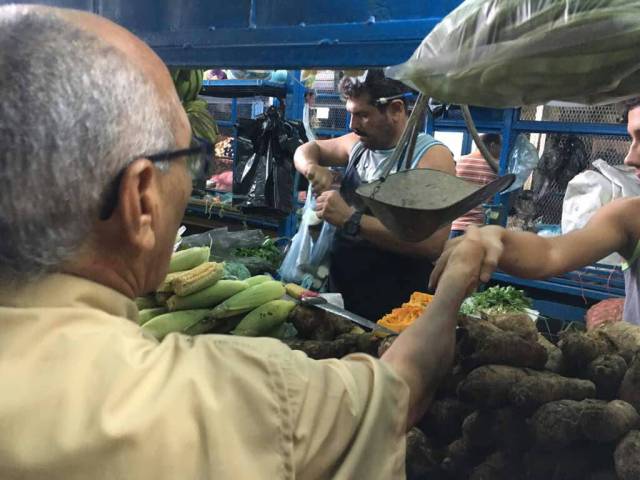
[0,0,464,69]
[196,72,306,238]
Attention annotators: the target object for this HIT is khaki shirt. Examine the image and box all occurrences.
[0,274,409,479]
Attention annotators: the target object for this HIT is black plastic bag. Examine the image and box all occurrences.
[233,107,307,215]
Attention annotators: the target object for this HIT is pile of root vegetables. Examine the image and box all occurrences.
[395,313,640,480]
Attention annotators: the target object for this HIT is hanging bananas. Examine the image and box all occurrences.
[170,68,218,145]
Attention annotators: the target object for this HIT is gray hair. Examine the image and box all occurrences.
[0,7,176,280]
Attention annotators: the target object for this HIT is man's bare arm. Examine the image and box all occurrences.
[383,240,483,428]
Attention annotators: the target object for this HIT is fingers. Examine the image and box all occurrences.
[479,237,502,283]
[308,166,332,195]
[428,247,451,290]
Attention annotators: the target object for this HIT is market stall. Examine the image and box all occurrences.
[5,0,640,479]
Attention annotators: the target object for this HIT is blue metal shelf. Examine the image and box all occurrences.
[184,201,280,230]
[201,80,287,98]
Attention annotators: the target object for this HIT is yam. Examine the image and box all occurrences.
[283,339,346,359]
[524,446,611,480]
[289,305,334,340]
[419,398,473,445]
[458,323,547,370]
[598,322,640,360]
[437,365,467,398]
[619,352,640,412]
[509,372,596,412]
[377,335,397,357]
[485,312,538,342]
[441,438,486,479]
[530,400,591,449]
[354,332,381,356]
[457,365,532,408]
[537,333,565,373]
[405,428,441,480]
[470,451,523,480]
[531,399,640,449]
[614,430,640,480]
[586,354,628,400]
[462,407,530,452]
[580,400,640,444]
[559,330,616,373]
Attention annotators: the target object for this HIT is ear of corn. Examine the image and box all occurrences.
[183,314,243,336]
[232,299,296,337]
[209,280,285,319]
[285,283,305,300]
[156,271,183,293]
[245,274,273,287]
[141,309,210,340]
[155,291,173,306]
[135,296,157,310]
[138,307,167,326]
[171,262,224,297]
[168,246,210,273]
[167,280,249,311]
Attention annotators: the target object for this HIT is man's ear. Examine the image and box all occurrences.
[388,99,406,119]
[114,158,158,252]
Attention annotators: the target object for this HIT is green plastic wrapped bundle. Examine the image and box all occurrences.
[387,0,640,107]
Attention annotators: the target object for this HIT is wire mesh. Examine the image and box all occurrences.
[206,97,268,123]
[520,103,622,123]
[516,133,629,225]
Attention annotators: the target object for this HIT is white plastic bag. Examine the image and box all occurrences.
[387,0,640,107]
[562,160,640,265]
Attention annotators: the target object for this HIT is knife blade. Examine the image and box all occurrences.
[300,296,396,336]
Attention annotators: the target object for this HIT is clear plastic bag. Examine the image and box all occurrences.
[279,186,336,284]
[387,0,640,107]
[505,134,540,192]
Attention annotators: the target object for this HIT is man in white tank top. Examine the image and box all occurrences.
[294,70,455,319]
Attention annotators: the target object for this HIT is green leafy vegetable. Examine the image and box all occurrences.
[460,286,533,315]
[233,238,282,268]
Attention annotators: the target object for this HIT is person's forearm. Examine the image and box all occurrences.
[294,142,322,176]
[498,229,560,279]
[359,215,448,260]
[381,288,461,428]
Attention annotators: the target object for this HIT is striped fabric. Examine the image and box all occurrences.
[451,151,497,231]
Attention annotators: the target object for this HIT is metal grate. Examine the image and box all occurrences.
[520,103,622,124]
[309,70,349,134]
[205,97,268,123]
[528,134,629,225]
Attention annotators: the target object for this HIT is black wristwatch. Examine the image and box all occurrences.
[343,210,363,237]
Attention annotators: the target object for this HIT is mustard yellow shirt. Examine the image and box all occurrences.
[0,274,409,479]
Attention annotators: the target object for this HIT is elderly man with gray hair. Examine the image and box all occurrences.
[0,5,483,479]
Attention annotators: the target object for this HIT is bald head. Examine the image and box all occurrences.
[58,8,182,114]
[0,5,187,280]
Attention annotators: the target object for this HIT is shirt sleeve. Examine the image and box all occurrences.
[282,351,410,480]
[411,133,448,169]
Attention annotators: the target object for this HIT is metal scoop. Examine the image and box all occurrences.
[355,93,514,242]
[357,170,514,242]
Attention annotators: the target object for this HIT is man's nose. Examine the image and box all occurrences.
[624,143,640,167]
[349,116,359,132]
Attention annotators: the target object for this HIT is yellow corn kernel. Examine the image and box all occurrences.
[171,261,224,297]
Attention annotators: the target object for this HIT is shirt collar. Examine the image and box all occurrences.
[0,273,138,321]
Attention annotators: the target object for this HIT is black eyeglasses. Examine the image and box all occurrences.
[99,137,214,220]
